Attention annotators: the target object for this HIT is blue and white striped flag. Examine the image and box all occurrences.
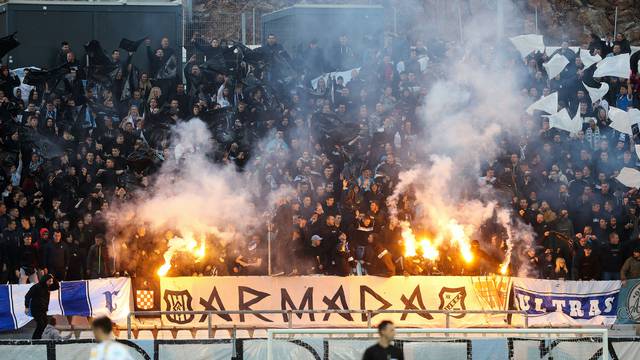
[0,277,130,331]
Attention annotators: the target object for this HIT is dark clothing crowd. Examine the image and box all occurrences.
[0,29,640,285]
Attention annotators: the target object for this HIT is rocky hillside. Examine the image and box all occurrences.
[517,0,640,44]
[190,0,640,44]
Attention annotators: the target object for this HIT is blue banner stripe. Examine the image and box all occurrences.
[86,280,93,317]
[60,281,91,316]
[514,287,618,319]
[0,285,16,331]
[513,285,619,297]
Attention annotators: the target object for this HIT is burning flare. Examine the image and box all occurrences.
[157,233,207,276]
[401,217,477,264]
[400,222,440,261]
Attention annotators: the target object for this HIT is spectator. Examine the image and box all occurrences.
[41,316,72,341]
[24,274,59,339]
[86,234,110,279]
[44,230,69,280]
[600,232,623,280]
[552,257,569,280]
[573,244,601,280]
[621,247,640,283]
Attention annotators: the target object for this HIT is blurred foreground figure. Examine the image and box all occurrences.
[89,316,133,360]
[362,320,404,360]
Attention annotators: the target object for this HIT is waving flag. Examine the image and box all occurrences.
[543,54,569,79]
[509,34,544,58]
[579,49,602,68]
[526,92,558,115]
[583,81,609,103]
[594,53,631,79]
[0,278,130,331]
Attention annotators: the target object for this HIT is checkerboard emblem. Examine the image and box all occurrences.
[136,290,154,310]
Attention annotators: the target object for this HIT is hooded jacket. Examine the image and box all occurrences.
[24,275,59,316]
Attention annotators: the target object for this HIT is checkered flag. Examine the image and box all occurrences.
[136,290,154,310]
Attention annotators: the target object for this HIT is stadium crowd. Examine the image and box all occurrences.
[0,29,640,285]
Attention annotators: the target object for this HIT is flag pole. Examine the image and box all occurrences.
[613,6,618,38]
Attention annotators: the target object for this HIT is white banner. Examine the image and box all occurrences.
[512,278,621,326]
[0,278,131,331]
[160,276,511,328]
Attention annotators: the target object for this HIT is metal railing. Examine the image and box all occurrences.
[126,309,529,339]
[266,328,611,360]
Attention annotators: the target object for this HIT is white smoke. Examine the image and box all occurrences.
[388,2,536,274]
[132,119,259,240]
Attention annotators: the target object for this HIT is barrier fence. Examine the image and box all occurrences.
[125,309,529,339]
[266,328,611,360]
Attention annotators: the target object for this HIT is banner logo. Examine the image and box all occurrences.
[103,290,120,313]
[626,282,640,321]
[164,289,194,324]
[438,287,466,318]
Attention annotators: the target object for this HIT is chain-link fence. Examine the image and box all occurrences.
[184,9,262,48]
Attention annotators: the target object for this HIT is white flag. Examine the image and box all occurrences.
[617,167,640,188]
[311,67,361,90]
[579,50,602,68]
[608,106,631,134]
[526,92,558,115]
[510,34,545,58]
[543,54,569,79]
[631,46,640,55]
[635,144,640,160]
[594,53,631,79]
[547,108,582,134]
[582,81,609,103]
[544,46,580,56]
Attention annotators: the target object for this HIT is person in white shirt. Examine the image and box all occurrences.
[89,316,134,360]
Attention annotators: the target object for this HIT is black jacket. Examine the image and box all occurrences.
[44,241,69,273]
[24,278,59,316]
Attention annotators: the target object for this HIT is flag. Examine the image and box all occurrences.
[135,290,154,310]
[526,92,558,115]
[579,49,602,68]
[84,40,111,66]
[631,50,640,75]
[509,34,545,58]
[583,81,609,104]
[0,32,20,59]
[608,106,640,135]
[547,108,582,134]
[119,37,146,53]
[311,67,361,90]
[22,63,70,86]
[594,53,631,79]
[617,167,640,189]
[157,54,177,79]
[0,278,130,331]
[543,54,569,79]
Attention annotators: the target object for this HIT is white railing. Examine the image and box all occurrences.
[266,327,610,360]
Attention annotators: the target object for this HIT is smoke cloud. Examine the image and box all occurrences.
[387,2,537,275]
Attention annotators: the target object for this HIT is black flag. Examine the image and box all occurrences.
[631,50,640,75]
[23,63,70,86]
[0,32,20,59]
[83,40,111,66]
[119,37,146,53]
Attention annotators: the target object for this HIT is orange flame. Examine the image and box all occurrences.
[401,222,440,260]
[401,222,418,257]
[499,262,509,275]
[156,233,207,276]
[419,238,439,260]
